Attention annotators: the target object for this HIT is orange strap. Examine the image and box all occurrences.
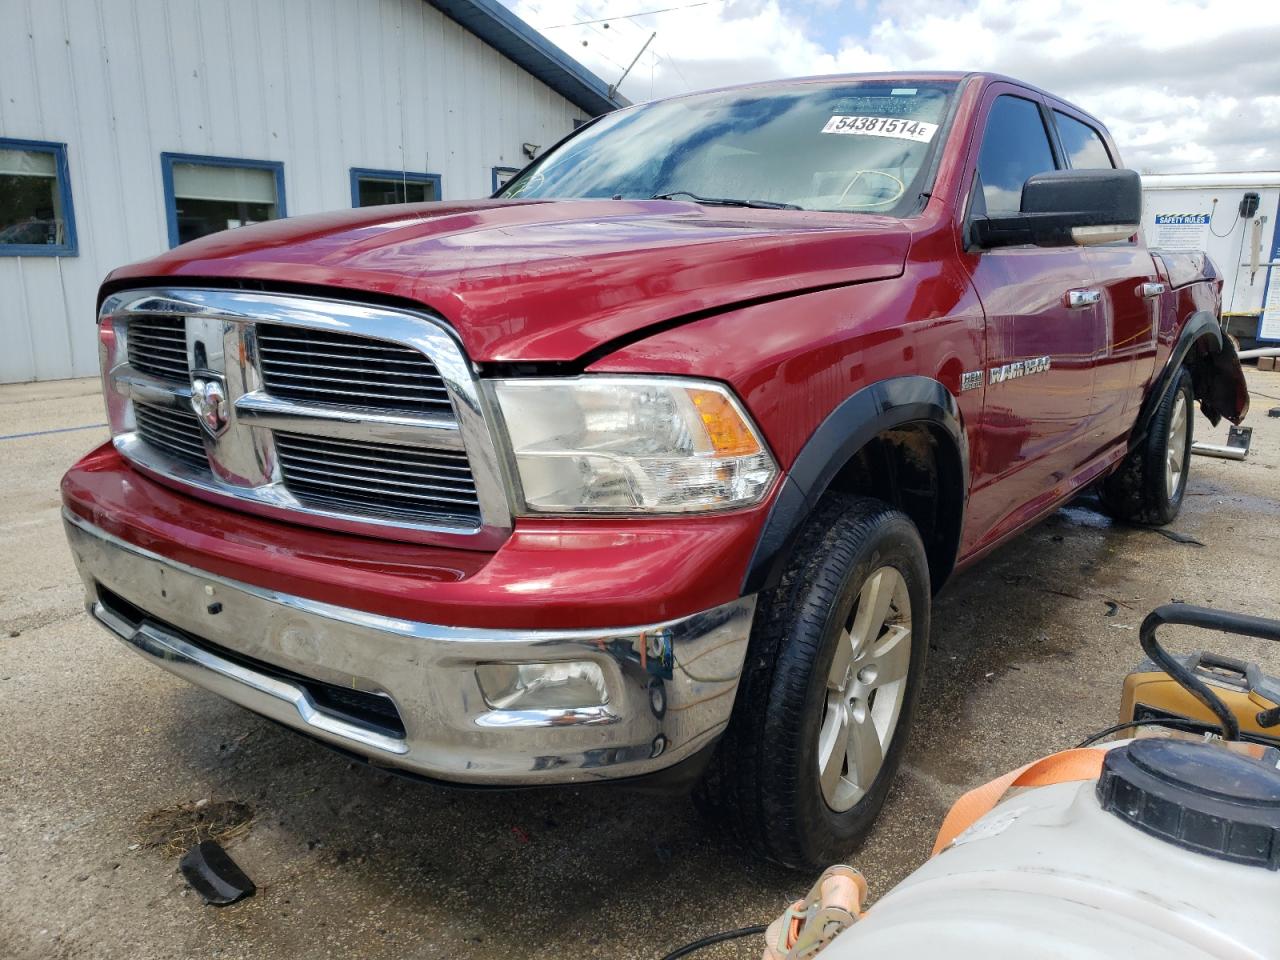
[931,748,1107,856]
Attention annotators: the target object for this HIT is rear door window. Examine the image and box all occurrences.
[976,95,1058,214]
[1053,111,1114,169]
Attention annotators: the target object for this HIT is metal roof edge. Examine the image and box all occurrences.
[1141,172,1280,189]
[423,0,628,117]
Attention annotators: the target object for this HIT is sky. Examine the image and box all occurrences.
[498,0,1280,173]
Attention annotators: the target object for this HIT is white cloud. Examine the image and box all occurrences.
[502,0,1280,173]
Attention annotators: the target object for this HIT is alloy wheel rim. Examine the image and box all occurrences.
[1166,392,1188,501]
[817,565,912,812]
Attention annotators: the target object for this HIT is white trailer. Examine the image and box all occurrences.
[1141,172,1280,348]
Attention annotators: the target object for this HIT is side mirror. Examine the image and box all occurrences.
[971,168,1141,249]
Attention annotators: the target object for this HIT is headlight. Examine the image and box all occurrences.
[491,376,778,514]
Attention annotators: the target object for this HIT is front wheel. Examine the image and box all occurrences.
[1101,367,1194,525]
[701,495,930,869]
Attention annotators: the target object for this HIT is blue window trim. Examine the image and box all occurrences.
[160,152,287,249]
[349,167,443,207]
[491,166,521,194]
[1259,194,1280,343]
[0,137,78,257]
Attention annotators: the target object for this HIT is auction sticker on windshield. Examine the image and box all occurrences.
[822,116,938,142]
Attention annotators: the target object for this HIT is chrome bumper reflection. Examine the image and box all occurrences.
[63,510,754,784]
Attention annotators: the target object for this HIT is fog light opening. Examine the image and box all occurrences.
[476,661,609,712]
[647,677,667,718]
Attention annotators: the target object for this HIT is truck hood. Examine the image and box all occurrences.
[105,199,910,362]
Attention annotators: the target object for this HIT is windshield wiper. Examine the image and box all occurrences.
[651,190,802,210]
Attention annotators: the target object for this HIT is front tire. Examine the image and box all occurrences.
[702,495,930,869]
[1101,367,1194,525]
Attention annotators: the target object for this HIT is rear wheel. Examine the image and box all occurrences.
[1164,388,1191,503]
[1101,367,1194,525]
[700,495,930,869]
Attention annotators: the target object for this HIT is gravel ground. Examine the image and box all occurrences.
[2,370,1278,960]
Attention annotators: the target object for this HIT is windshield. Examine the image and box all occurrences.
[499,80,957,216]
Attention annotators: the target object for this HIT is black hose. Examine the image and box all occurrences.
[1078,716,1280,750]
[1076,715,1218,747]
[660,924,769,960]
[1139,605,1280,741]
[1208,198,1240,239]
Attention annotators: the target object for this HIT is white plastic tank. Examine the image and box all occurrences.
[823,739,1280,959]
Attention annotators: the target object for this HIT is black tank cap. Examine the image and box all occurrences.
[1096,738,1280,869]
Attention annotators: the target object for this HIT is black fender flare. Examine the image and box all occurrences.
[741,375,968,595]
[1130,311,1241,450]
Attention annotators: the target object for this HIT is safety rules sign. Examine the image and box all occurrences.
[1151,213,1211,252]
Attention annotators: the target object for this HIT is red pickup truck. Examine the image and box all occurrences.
[63,72,1249,868]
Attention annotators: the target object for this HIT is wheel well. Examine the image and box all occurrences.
[824,422,964,593]
[1183,328,1218,386]
[1181,330,1242,427]
[1138,313,1247,433]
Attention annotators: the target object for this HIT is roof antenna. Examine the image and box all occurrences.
[608,32,656,100]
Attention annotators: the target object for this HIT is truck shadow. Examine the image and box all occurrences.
[158,493,1145,958]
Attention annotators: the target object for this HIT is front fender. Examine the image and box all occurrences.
[741,375,967,595]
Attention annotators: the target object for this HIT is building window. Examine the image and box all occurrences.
[492,167,521,193]
[161,152,286,248]
[350,168,441,207]
[0,138,77,256]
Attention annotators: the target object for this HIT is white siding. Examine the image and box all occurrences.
[0,0,585,383]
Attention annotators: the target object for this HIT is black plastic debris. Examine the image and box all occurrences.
[180,840,255,906]
[1151,528,1205,547]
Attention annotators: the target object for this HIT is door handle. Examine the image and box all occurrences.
[1066,289,1101,308]
[1139,281,1167,299]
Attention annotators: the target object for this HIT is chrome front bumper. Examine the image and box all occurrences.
[63,510,754,784]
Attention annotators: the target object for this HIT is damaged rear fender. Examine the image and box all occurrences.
[1191,331,1250,427]
[1133,312,1249,452]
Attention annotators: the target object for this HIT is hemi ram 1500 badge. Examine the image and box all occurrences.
[989,356,1052,384]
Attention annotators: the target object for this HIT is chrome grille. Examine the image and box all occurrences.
[134,403,208,469]
[274,432,481,525]
[102,288,510,546]
[256,324,454,416]
[127,315,189,381]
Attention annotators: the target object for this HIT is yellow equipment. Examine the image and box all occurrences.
[1118,604,1280,747]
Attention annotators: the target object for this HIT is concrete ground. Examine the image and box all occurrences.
[2,371,1279,960]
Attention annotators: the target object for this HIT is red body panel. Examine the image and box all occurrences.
[1087,246,1158,428]
[67,72,1241,628]
[103,200,910,363]
[63,444,762,629]
[590,231,986,497]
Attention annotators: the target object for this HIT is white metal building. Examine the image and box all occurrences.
[0,0,624,383]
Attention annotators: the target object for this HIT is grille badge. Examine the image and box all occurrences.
[189,370,230,439]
